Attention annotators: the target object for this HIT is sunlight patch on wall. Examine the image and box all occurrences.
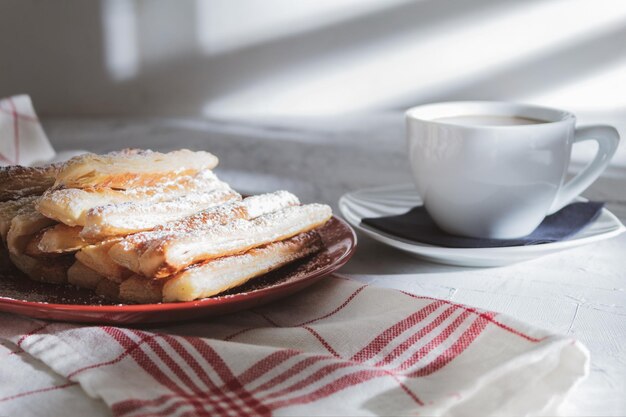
[522,59,626,115]
[101,0,139,81]
[195,0,414,55]
[202,0,626,118]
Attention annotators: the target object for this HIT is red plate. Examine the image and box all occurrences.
[0,216,356,324]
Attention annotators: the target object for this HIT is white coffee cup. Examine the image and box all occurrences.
[405,101,620,239]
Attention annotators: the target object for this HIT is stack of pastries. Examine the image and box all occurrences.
[0,149,332,303]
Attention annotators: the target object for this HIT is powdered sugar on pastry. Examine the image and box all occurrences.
[118,231,322,303]
[108,191,301,274]
[55,149,219,189]
[0,164,58,202]
[138,203,331,278]
[38,170,227,226]
[1,148,332,304]
[162,231,322,301]
[81,188,240,239]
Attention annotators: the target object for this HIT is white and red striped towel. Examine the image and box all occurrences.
[0,95,55,166]
[0,277,588,417]
[0,94,86,166]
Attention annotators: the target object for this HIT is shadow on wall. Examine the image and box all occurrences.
[0,0,625,118]
[0,1,110,115]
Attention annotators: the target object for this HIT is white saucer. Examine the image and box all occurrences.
[339,184,625,267]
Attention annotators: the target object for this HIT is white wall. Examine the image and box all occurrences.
[1,0,625,123]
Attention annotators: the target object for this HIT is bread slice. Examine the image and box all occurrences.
[134,203,331,278]
[54,149,218,189]
[37,170,227,226]
[118,231,322,303]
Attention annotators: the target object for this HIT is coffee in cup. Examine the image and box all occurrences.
[433,115,546,126]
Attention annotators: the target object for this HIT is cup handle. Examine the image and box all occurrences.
[548,125,620,214]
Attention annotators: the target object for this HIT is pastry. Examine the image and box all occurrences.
[0,149,141,202]
[0,197,42,271]
[28,224,92,255]
[118,276,162,304]
[0,164,58,202]
[81,188,240,239]
[0,148,332,304]
[67,260,106,290]
[38,170,228,226]
[108,191,301,273]
[9,253,73,284]
[6,198,56,255]
[75,238,133,282]
[119,231,322,303]
[54,149,218,189]
[133,203,332,278]
[0,196,40,241]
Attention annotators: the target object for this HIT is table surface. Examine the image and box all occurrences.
[43,114,626,416]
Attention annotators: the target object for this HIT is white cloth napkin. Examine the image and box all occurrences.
[0,277,588,417]
[0,95,55,166]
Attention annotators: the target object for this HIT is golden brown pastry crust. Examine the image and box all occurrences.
[67,260,106,290]
[0,164,58,202]
[0,195,40,242]
[134,203,332,278]
[55,149,218,189]
[118,231,322,303]
[108,191,300,274]
[119,275,163,304]
[75,238,133,282]
[9,253,73,284]
[29,224,92,255]
[38,170,228,226]
[6,198,56,255]
[81,189,240,239]
[0,149,331,304]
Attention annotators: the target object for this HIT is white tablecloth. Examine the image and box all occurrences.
[2,114,624,416]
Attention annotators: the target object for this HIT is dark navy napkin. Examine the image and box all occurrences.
[362,202,604,248]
